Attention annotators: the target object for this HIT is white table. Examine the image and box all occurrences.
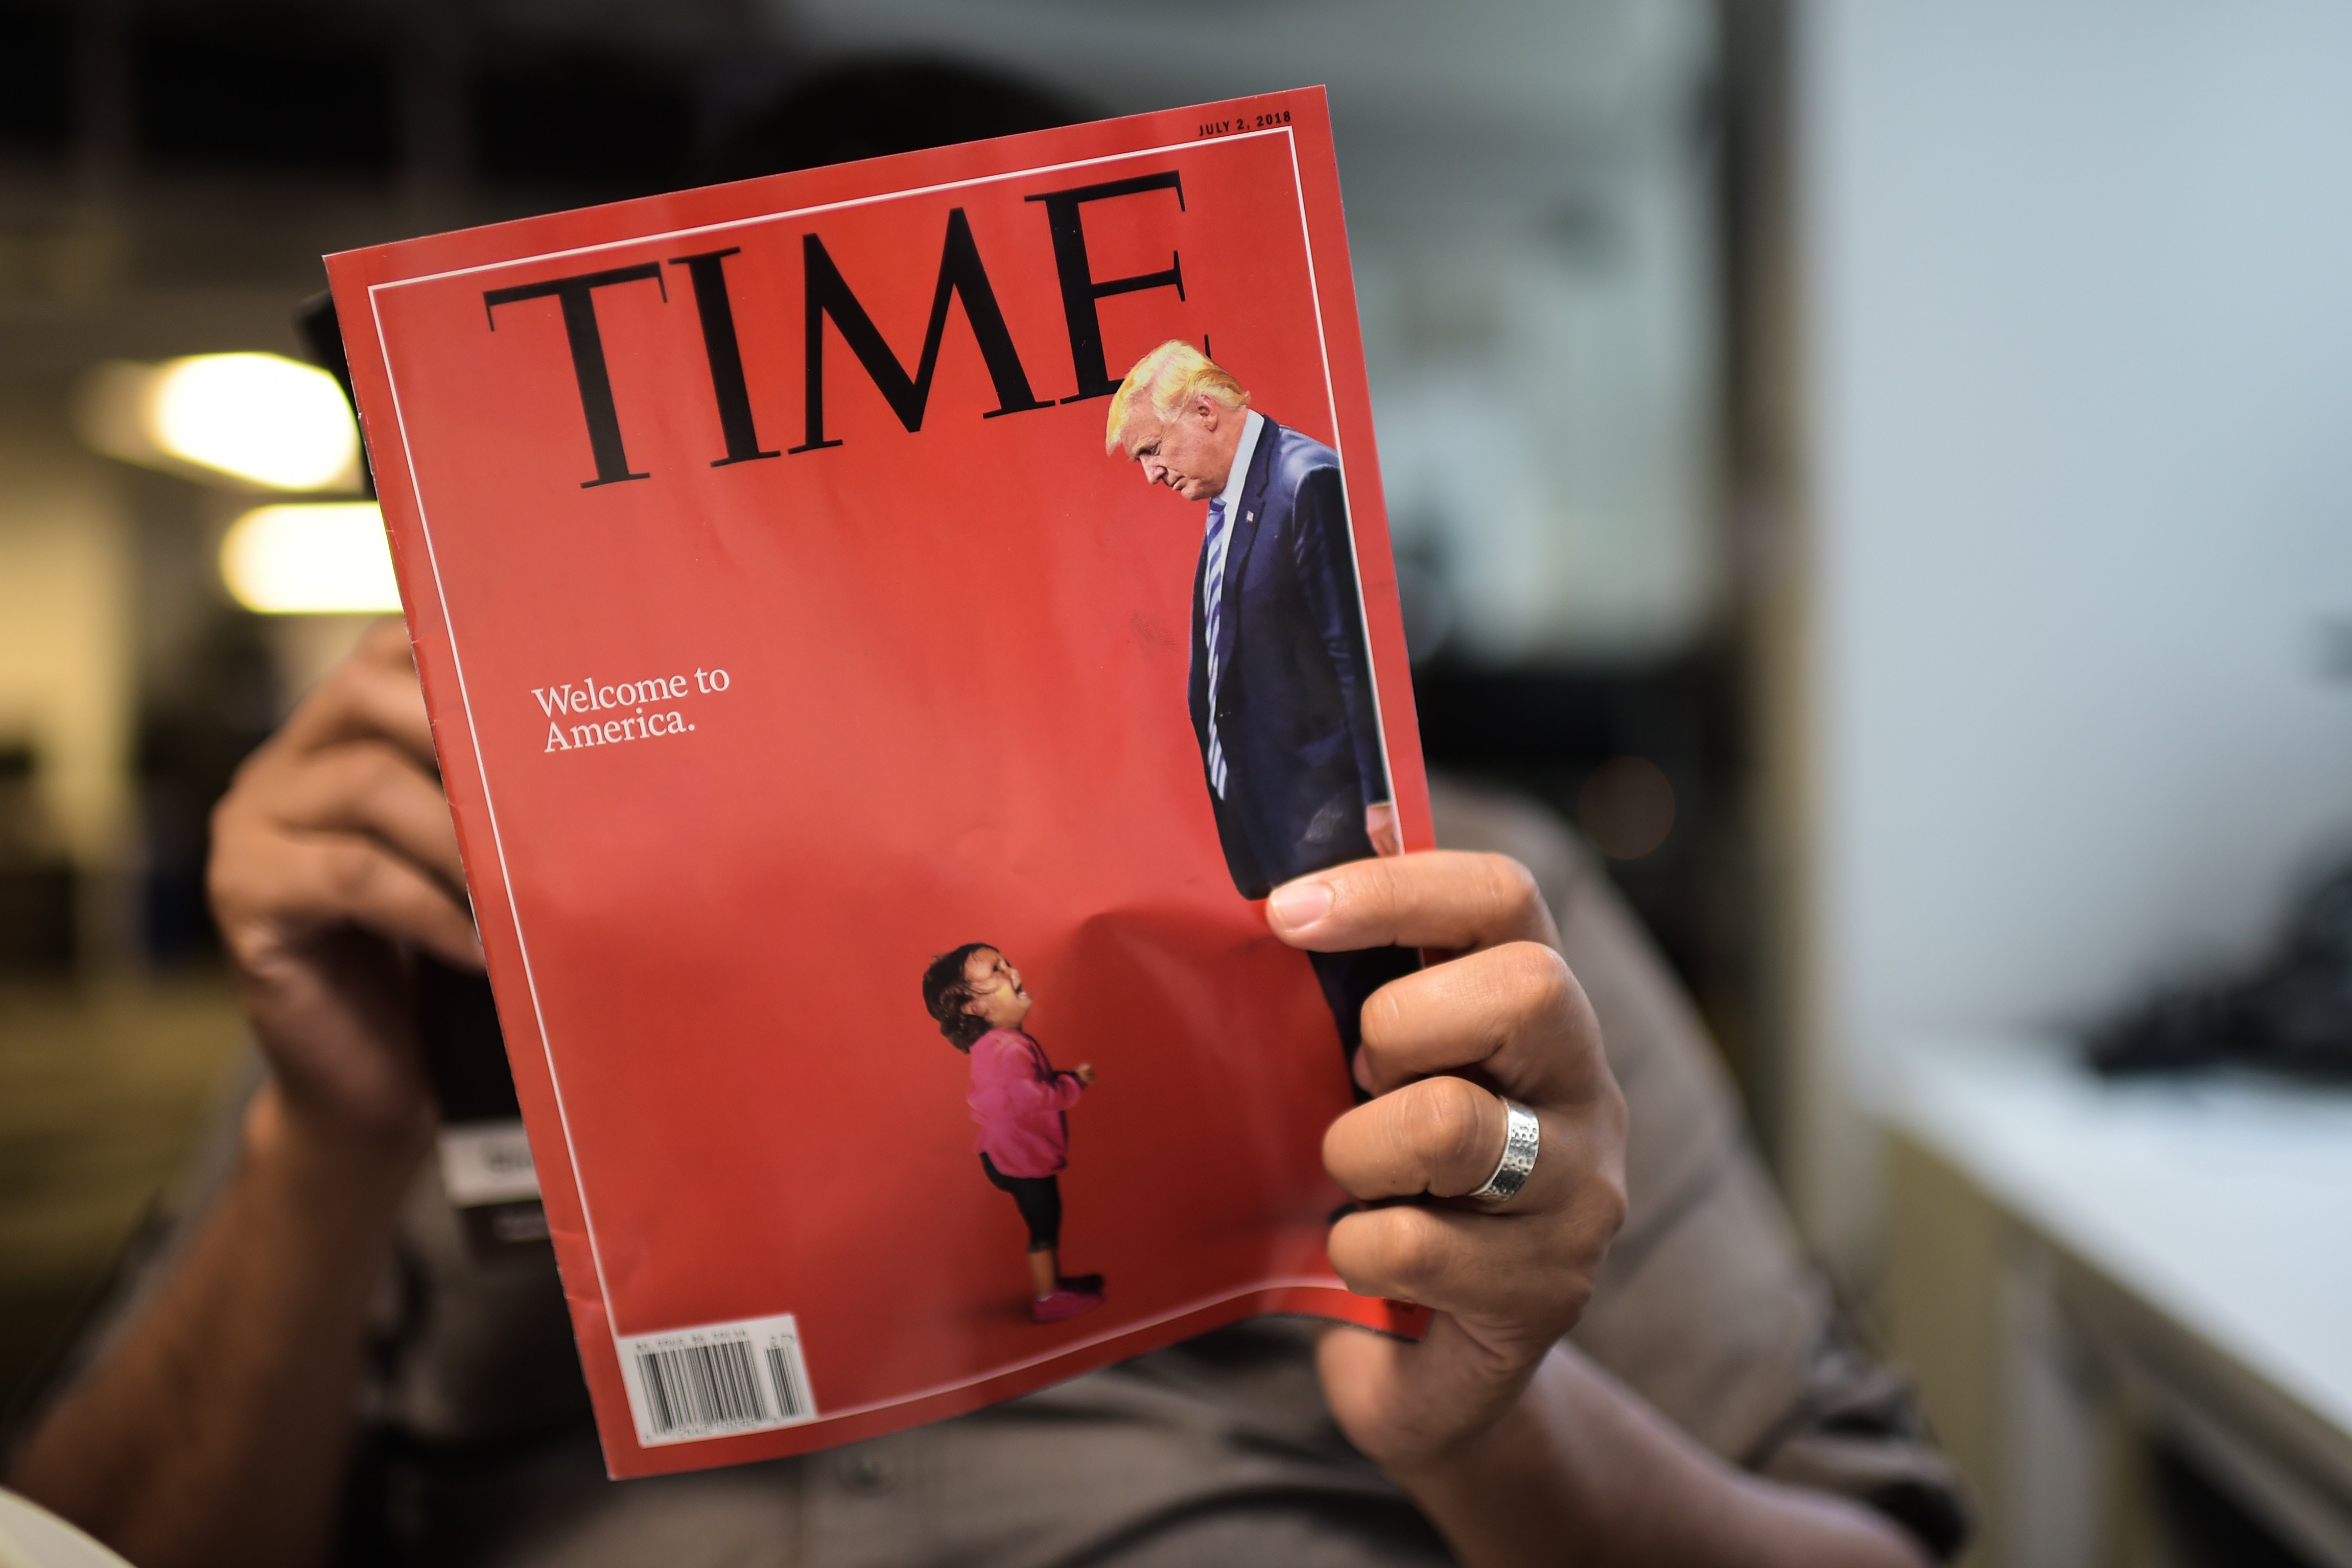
[1887,1036,2352,1567]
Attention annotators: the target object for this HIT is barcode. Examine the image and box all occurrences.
[617,1312,816,1446]
[766,1343,807,1418]
[636,1339,763,1434]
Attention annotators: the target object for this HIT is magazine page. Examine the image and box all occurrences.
[327,86,1433,1479]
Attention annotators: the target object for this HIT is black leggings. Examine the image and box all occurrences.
[979,1153,1062,1252]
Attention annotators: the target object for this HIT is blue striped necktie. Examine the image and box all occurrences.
[1202,497,1232,798]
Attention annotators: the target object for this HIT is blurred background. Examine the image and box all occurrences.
[2,3,2349,1564]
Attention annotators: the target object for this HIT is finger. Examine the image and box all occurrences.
[1326,1204,1578,1322]
[287,833,478,969]
[347,614,415,674]
[1322,1075,1508,1200]
[277,622,435,766]
[1353,941,1604,1104]
[1265,851,1556,956]
[266,741,467,897]
[217,832,480,971]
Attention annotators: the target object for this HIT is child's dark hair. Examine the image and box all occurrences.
[922,942,998,1052]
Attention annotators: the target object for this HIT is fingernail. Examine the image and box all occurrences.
[1269,879,1334,930]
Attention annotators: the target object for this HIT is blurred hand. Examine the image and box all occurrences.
[1266,851,1627,1472]
[1073,1063,1097,1086]
[1365,801,1401,858]
[208,620,478,1144]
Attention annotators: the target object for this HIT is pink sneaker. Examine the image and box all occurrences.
[1031,1287,1103,1323]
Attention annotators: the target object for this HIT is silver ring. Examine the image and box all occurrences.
[1467,1098,1540,1204]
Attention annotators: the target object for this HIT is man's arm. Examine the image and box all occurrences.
[1379,1340,1931,1566]
[8,1089,425,1568]
[6,623,478,1568]
[1268,855,1930,1567]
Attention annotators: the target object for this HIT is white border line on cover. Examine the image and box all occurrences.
[368,311,628,1326]
[1282,129,1398,819]
[809,1274,1366,1426]
[367,122,1399,1414]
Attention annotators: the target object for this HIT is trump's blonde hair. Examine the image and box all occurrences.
[1103,340,1250,454]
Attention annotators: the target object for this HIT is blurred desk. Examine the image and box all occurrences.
[1884,1037,2352,1567]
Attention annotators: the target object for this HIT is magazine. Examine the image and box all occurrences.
[327,86,1433,1479]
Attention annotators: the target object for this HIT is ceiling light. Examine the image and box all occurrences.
[76,353,362,492]
[220,503,402,614]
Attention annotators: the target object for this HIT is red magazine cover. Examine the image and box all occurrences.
[327,86,1434,1479]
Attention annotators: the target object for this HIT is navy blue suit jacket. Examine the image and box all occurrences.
[1188,417,1390,898]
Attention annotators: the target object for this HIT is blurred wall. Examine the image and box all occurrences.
[1792,0,2352,1259]
[0,406,131,873]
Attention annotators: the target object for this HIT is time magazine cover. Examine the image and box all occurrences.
[326,86,1434,1479]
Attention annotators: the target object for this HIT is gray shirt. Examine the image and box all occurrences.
[37,783,1968,1564]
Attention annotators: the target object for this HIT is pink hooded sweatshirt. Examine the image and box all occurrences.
[967,1028,1083,1177]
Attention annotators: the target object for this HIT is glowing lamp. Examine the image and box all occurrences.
[220,503,402,615]
[76,352,362,492]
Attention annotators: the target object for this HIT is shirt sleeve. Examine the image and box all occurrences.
[1430,780,1974,1563]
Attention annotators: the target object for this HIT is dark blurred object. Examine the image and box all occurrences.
[698,56,1091,183]
[296,291,356,408]
[135,618,279,966]
[474,38,697,196]
[2150,1440,2324,1568]
[0,744,75,973]
[415,954,519,1125]
[1413,654,1753,1084]
[295,290,374,499]
[0,2,70,151]
[2086,857,2352,1080]
[135,8,394,175]
[0,870,74,973]
[1,2,1093,201]
[414,953,547,1258]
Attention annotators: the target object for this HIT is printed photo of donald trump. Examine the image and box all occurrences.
[1106,341,1418,1064]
